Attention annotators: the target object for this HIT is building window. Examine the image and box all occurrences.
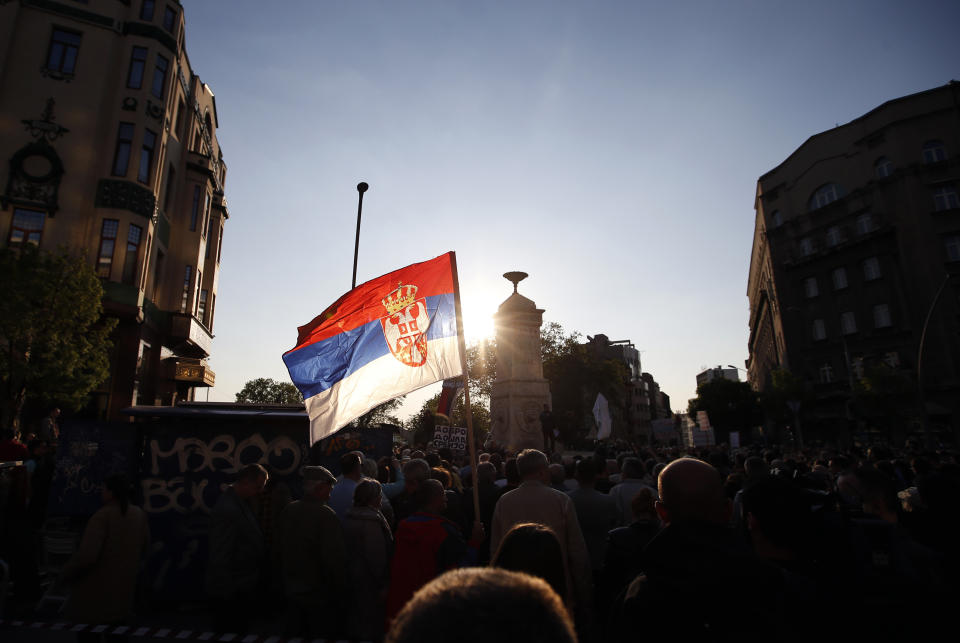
[945,235,960,262]
[152,54,168,99]
[770,210,782,228]
[138,129,156,184]
[808,183,842,211]
[922,140,947,164]
[832,267,848,290]
[863,257,882,281]
[851,356,864,379]
[8,208,46,247]
[209,293,216,331]
[826,226,842,247]
[46,28,81,76]
[933,185,960,211]
[812,319,826,341]
[126,46,147,88]
[111,123,134,176]
[198,289,208,323]
[874,156,893,178]
[189,185,201,231]
[840,311,857,335]
[856,213,875,235]
[122,224,143,285]
[97,219,119,279]
[873,304,892,328]
[799,237,814,257]
[883,352,900,368]
[803,277,819,298]
[140,0,155,20]
[216,225,224,263]
[194,269,202,317]
[819,363,834,384]
[179,265,192,313]
[163,5,177,32]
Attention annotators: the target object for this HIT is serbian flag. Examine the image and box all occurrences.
[435,378,463,419]
[283,253,463,444]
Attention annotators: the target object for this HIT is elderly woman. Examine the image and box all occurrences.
[344,477,394,641]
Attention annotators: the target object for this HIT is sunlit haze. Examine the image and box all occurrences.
[183,0,960,418]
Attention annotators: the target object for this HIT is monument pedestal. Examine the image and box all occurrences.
[488,272,551,452]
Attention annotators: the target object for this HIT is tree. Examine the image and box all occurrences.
[540,323,627,446]
[688,378,762,444]
[235,377,303,404]
[352,397,405,429]
[0,245,116,429]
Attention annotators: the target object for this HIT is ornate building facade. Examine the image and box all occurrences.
[746,82,960,443]
[0,0,227,419]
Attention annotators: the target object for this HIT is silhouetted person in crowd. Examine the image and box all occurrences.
[206,463,268,634]
[344,477,393,641]
[601,488,660,611]
[391,458,431,523]
[39,407,60,445]
[386,479,483,625]
[386,568,576,643]
[278,465,347,639]
[540,405,557,453]
[464,461,502,563]
[608,458,655,527]
[491,522,568,603]
[491,449,593,615]
[63,474,149,642]
[567,458,616,578]
[610,457,784,642]
[328,451,363,519]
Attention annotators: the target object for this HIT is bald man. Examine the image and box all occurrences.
[610,458,784,642]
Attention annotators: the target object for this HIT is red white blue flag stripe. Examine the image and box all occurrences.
[283,252,462,444]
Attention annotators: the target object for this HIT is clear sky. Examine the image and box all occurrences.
[183,0,960,418]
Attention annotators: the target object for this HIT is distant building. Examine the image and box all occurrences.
[583,335,671,443]
[696,366,740,388]
[746,81,960,443]
[1,2,228,419]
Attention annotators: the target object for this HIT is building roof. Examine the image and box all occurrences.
[758,80,959,183]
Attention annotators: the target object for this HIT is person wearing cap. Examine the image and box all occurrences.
[278,465,348,639]
[206,463,269,634]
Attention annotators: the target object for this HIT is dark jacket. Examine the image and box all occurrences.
[610,522,785,643]
[278,495,347,606]
[344,506,393,640]
[205,487,264,599]
[601,518,660,602]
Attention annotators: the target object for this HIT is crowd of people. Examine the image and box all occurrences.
[3,415,960,641]
[199,437,960,641]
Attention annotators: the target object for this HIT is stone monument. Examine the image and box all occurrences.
[489,272,551,452]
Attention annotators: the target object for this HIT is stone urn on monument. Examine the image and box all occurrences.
[489,272,552,452]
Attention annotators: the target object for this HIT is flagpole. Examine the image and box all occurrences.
[352,182,368,289]
[449,251,482,524]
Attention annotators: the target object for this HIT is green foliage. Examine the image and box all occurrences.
[0,245,115,429]
[411,388,491,445]
[353,397,405,429]
[540,323,627,444]
[688,377,762,442]
[760,368,810,424]
[235,377,304,404]
[851,363,916,440]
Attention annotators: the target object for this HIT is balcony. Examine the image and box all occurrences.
[172,358,215,387]
[170,313,213,356]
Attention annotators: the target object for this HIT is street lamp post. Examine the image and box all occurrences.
[917,273,951,450]
[352,182,369,289]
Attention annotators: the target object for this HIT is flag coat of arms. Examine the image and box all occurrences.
[283,252,462,444]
